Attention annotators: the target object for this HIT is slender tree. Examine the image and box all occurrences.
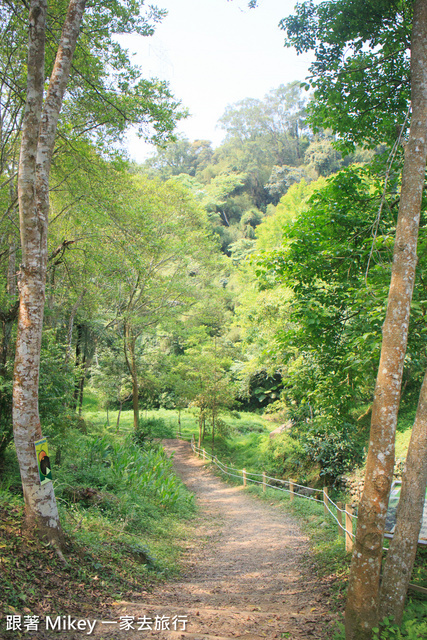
[345,3,427,636]
[13,0,86,542]
[279,1,427,636]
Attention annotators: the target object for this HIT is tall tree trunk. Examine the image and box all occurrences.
[65,292,84,364]
[212,411,215,452]
[379,368,427,623]
[123,321,139,429]
[72,323,83,409]
[132,373,139,430]
[198,411,202,448]
[116,401,123,431]
[77,351,87,416]
[13,0,86,542]
[345,2,427,638]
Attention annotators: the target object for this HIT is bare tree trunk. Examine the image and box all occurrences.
[72,323,83,408]
[131,361,139,430]
[345,2,427,637]
[77,351,87,416]
[379,368,427,623]
[116,401,123,431]
[65,291,84,363]
[7,236,17,297]
[13,0,86,542]
[124,321,139,430]
[212,411,215,452]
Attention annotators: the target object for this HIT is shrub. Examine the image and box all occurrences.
[56,433,193,513]
[133,417,174,448]
[301,418,364,482]
[263,432,308,479]
[235,421,265,434]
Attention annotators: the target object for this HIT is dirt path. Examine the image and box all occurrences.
[95,439,336,640]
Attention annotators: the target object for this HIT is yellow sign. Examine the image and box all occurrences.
[34,438,52,485]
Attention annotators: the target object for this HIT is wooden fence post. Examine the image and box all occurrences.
[323,487,329,517]
[203,448,206,461]
[337,501,344,537]
[263,471,266,492]
[289,480,294,502]
[243,468,246,487]
[345,504,354,553]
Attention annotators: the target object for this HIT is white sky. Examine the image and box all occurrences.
[123,0,312,162]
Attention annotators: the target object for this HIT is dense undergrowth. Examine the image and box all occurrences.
[169,406,426,640]
[0,410,196,636]
[189,455,426,640]
[1,396,425,639]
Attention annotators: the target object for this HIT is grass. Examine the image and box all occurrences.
[84,387,416,477]
[395,428,414,460]
[83,389,275,473]
[195,451,426,639]
[1,391,422,638]
[0,410,198,637]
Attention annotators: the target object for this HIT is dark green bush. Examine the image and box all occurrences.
[133,417,174,448]
[235,421,266,434]
[302,419,364,482]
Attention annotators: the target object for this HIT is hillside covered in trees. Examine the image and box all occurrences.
[0,2,426,640]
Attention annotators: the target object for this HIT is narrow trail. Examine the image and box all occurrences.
[96,439,337,640]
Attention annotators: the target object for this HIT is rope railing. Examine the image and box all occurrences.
[174,434,425,594]
[189,438,357,551]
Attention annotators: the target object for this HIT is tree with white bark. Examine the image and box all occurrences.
[14,0,87,545]
[12,0,182,544]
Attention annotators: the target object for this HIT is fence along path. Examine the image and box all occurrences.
[191,438,356,554]
[187,437,427,597]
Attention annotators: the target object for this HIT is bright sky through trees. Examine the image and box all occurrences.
[121,0,312,161]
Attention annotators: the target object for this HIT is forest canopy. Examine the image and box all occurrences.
[1,3,426,640]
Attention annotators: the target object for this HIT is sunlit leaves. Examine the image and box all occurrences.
[281,0,412,149]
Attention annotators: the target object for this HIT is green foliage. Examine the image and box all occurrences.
[333,601,427,640]
[281,0,412,149]
[142,82,347,255]
[133,417,174,448]
[0,371,13,462]
[262,432,308,480]
[58,433,191,512]
[248,165,427,476]
[39,330,75,427]
[301,419,364,481]
[234,421,265,434]
[143,137,214,180]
